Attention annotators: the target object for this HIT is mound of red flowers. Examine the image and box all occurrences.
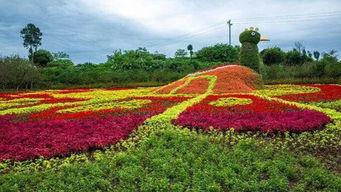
[172,95,332,133]
[156,65,262,94]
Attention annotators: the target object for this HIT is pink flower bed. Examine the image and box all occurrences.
[173,110,331,133]
[0,114,150,161]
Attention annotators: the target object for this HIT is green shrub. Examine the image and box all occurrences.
[325,61,341,78]
[196,44,240,63]
[0,56,41,90]
[285,50,304,66]
[261,47,286,65]
[32,49,53,67]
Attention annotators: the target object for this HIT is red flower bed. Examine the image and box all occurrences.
[0,114,149,161]
[173,110,331,133]
[278,84,341,102]
[172,95,332,133]
[56,89,93,94]
[188,95,299,113]
[204,65,261,93]
[157,65,262,94]
[40,97,88,104]
[0,92,23,100]
[0,96,191,161]
[25,96,190,121]
[156,79,186,94]
[176,78,210,94]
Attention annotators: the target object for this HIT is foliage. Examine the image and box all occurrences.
[47,59,74,68]
[0,130,340,191]
[187,44,193,59]
[52,52,70,61]
[174,49,188,58]
[313,51,320,61]
[285,48,313,66]
[261,47,286,65]
[20,23,42,59]
[239,29,262,72]
[239,29,261,44]
[0,56,40,90]
[107,48,166,71]
[196,44,240,63]
[209,97,253,107]
[240,42,260,72]
[32,49,53,67]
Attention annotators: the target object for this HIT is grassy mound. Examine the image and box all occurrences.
[156,64,262,94]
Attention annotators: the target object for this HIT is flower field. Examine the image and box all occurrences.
[0,66,340,191]
[0,82,340,161]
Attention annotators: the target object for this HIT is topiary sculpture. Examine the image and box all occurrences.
[239,27,269,73]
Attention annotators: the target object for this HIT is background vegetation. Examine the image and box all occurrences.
[1,22,340,90]
[1,43,340,90]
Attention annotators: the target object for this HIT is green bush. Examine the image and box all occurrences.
[325,61,341,78]
[0,56,41,90]
[261,47,286,65]
[196,44,240,63]
[32,49,53,67]
[47,60,73,68]
[285,50,304,66]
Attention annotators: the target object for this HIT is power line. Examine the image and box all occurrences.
[143,11,341,49]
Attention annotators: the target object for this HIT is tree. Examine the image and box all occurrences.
[33,49,53,67]
[313,51,320,61]
[187,44,193,59]
[20,23,42,61]
[261,47,285,65]
[52,52,70,61]
[174,49,188,58]
[107,48,164,71]
[196,44,240,63]
[285,50,304,66]
[0,56,40,90]
[294,42,304,53]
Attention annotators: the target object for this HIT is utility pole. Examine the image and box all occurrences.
[227,20,232,46]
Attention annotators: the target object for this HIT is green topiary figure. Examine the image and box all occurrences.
[239,27,269,73]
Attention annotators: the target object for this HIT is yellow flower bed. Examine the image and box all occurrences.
[57,99,152,113]
[255,84,320,97]
[0,98,41,110]
[209,97,253,107]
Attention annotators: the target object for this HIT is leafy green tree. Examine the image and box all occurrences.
[294,42,304,53]
[20,23,42,61]
[285,50,304,66]
[33,49,53,67]
[107,48,164,71]
[47,60,73,68]
[0,56,40,90]
[196,44,239,63]
[313,51,320,61]
[52,52,70,61]
[187,44,193,59]
[174,49,188,58]
[261,47,285,65]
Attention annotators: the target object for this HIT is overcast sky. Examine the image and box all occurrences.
[1,0,341,64]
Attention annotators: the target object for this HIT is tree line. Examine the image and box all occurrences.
[0,23,340,90]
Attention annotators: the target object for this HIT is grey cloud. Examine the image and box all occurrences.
[0,0,340,63]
